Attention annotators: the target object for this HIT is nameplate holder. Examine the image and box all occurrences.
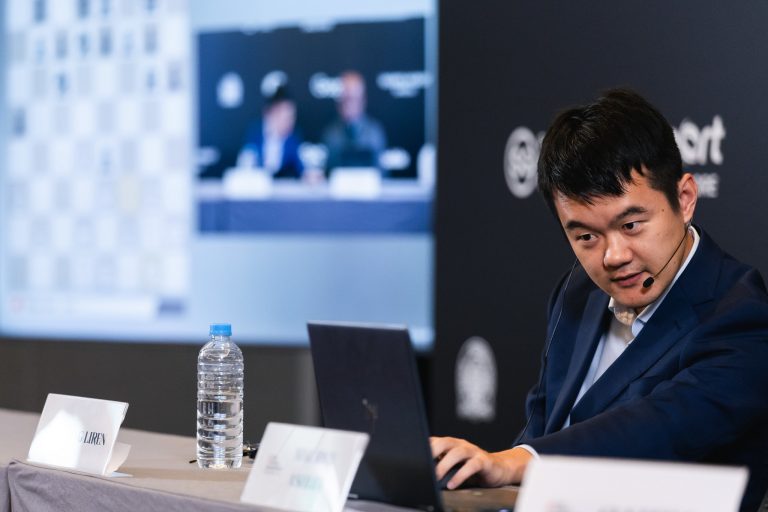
[241,422,369,512]
[329,168,382,199]
[27,393,131,476]
[516,455,748,512]
[223,167,274,199]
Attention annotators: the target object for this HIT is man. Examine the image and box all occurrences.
[321,71,387,173]
[431,89,768,512]
[238,85,303,179]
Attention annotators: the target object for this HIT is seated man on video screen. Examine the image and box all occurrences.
[431,89,768,512]
[321,71,387,173]
[238,85,304,179]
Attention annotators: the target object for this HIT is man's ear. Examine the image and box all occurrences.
[678,173,698,224]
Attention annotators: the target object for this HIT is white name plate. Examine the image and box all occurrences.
[516,455,748,512]
[329,168,382,199]
[27,393,131,476]
[223,167,274,199]
[241,422,369,512]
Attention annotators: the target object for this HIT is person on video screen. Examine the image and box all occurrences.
[321,71,387,173]
[237,85,303,179]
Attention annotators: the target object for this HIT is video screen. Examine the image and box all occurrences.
[0,0,436,347]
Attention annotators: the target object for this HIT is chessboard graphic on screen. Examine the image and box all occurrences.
[2,0,192,323]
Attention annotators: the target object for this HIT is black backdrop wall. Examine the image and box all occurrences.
[432,1,768,450]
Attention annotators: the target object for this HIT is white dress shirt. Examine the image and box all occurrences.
[262,128,284,174]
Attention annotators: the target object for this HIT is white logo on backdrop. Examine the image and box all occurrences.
[502,116,726,200]
[309,73,343,99]
[310,71,433,99]
[217,72,244,108]
[674,116,725,166]
[376,71,433,98]
[674,116,725,199]
[504,127,544,199]
[260,71,288,98]
[456,336,497,422]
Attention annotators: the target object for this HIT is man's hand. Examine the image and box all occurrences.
[430,436,532,490]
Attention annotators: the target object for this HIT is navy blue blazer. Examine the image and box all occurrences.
[518,228,768,512]
[242,123,304,179]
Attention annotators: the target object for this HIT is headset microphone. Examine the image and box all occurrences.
[642,223,691,289]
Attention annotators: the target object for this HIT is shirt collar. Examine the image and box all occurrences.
[608,226,700,338]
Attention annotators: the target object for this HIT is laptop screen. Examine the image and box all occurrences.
[308,322,443,511]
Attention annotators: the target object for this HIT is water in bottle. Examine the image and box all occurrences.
[197,323,244,469]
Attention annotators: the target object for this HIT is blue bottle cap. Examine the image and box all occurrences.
[209,323,232,336]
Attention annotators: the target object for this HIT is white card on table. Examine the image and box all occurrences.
[516,455,748,512]
[27,393,130,476]
[241,422,369,512]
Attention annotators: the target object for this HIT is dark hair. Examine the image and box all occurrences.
[537,88,682,214]
[264,84,293,109]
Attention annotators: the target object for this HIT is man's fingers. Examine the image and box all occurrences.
[429,436,449,459]
[434,444,467,480]
[446,457,482,490]
[429,436,460,459]
[432,438,486,484]
[431,440,527,490]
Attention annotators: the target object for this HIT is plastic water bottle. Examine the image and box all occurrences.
[197,323,244,469]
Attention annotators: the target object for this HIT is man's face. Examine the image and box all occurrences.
[264,100,296,138]
[338,75,366,122]
[554,170,697,309]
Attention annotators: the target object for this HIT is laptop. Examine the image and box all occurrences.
[307,322,517,512]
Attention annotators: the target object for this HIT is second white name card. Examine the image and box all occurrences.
[241,422,369,512]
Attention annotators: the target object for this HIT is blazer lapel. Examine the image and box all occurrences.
[545,288,609,434]
[543,227,723,430]
[569,228,723,422]
[570,277,700,423]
